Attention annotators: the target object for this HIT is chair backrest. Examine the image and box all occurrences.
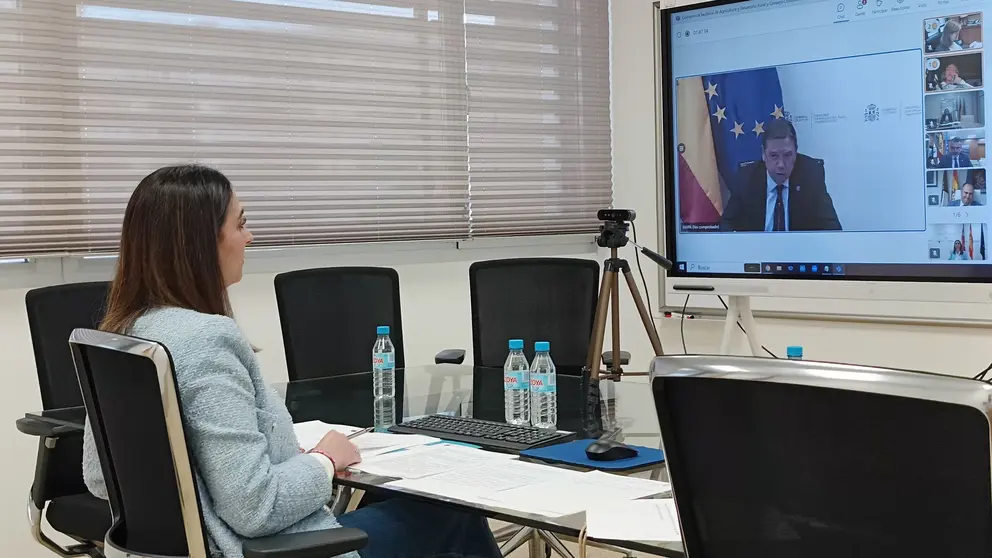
[275,267,405,381]
[26,282,110,409]
[70,329,209,558]
[470,258,598,375]
[651,355,992,557]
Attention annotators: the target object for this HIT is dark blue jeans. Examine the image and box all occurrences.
[337,498,501,558]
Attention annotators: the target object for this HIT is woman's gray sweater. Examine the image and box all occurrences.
[82,306,358,558]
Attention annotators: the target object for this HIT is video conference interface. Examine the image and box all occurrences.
[667,0,992,278]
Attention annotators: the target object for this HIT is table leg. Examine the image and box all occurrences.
[425,375,445,414]
[493,524,523,542]
[445,375,469,414]
[527,531,544,558]
[537,530,573,558]
[500,527,532,556]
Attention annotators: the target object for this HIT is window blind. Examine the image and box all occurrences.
[465,0,613,236]
[0,0,611,258]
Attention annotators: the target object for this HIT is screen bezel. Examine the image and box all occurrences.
[655,0,992,285]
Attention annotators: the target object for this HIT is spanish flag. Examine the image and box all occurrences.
[969,224,975,259]
[677,77,722,225]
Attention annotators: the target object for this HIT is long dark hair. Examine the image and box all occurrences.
[101,165,234,333]
[941,20,961,48]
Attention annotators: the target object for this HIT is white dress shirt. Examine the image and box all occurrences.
[764,174,790,232]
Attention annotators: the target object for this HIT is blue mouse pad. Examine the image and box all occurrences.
[520,439,664,471]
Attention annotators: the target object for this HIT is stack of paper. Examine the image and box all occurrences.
[586,499,682,542]
[294,421,362,450]
[350,432,439,458]
[361,442,673,519]
[384,459,585,505]
[293,421,438,459]
[480,471,671,517]
[352,442,512,478]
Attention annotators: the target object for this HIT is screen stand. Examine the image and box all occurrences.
[719,295,763,356]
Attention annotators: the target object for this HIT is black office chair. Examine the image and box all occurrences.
[69,328,368,558]
[652,355,992,557]
[275,267,405,381]
[433,259,614,557]
[437,258,626,374]
[16,282,111,557]
[26,282,111,408]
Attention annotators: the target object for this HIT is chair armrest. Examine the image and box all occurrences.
[601,351,631,367]
[16,417,81,438]
[19,417,86,510]
[243,527,368,558]
[434,349,466,365]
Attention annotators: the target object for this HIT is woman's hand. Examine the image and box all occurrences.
[314,431,361,472]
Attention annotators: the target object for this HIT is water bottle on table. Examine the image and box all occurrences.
[503,339,531,425]
[530,341,557,429]
[372,325,396,431]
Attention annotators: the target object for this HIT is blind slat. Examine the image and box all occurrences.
[465,0,612,237]
[0,0,610,257]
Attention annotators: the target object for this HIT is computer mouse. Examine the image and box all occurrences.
[585,439,639,461]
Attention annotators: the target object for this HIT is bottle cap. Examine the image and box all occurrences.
[535,341,550,352]
[508,339,524,350]
[376,325,390,336]
[786,346,803,358]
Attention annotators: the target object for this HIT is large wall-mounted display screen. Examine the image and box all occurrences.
[661,0,992,280]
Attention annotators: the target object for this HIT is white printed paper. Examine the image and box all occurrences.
[352,443,511,479]
[586,499,682,542]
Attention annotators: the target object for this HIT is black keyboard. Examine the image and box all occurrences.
[389,415,576,452]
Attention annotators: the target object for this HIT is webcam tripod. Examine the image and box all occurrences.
[579,214,672,437]
[580,245,668,439]
[584,246,665,381]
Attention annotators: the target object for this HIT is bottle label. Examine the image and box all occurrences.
[373,352,395,371]
[504,371,527,390]
[530,373,556,393]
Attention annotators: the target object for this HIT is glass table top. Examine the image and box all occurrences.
[275,365,682,557]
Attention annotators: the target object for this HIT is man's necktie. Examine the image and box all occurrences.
[773,184,785,232]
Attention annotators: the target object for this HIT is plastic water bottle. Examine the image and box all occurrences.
[787,346,804,360]
[530,341,558,429]
[372,325,396,431]
[503,339,531,425]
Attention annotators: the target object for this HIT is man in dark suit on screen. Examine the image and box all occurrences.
[722,119,842,232]
[938,137,973,169]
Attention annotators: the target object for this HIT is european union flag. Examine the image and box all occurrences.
[702,68,784,201]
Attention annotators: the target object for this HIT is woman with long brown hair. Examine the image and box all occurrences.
[937,19,963,52]
[82,165,500,558]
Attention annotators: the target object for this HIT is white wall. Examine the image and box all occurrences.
[3,2,992,556]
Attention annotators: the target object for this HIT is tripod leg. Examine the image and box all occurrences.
[587,271,614,372]
[610,269,622,376]
[622,270,664,356]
